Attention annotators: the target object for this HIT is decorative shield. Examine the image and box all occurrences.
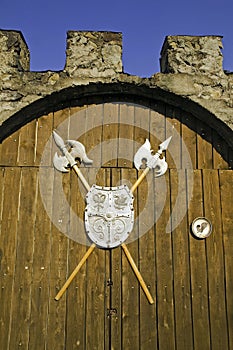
[85,184,134,248]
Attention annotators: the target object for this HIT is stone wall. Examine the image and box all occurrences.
[0,30,232,132]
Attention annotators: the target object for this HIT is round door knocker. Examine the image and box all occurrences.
[191,217,212,239]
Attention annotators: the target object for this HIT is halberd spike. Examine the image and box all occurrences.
[159,136,172,152]
[53,131,66,150]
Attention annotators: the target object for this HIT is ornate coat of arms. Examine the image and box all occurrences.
[52,131,171,302]
[85,184,134,248]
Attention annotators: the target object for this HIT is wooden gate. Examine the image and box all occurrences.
[0,102,232,349]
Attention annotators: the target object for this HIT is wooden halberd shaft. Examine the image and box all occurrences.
[121,243,154,304]
[130,167,150,194]
[55,243,95,301]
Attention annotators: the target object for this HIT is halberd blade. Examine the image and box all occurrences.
[67,140,93,165]
[53,152,69,173]
[53,131,66,150]
[159,136,172,152]
[134,139,152,170]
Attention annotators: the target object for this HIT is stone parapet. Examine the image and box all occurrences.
[160,35,224,76]
[0,30,232,133]
[65,31,123,77]
[0,30,30,73]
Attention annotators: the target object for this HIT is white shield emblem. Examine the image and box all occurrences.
[85,184,134,248]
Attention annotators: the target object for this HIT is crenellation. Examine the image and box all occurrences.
[160,35,224,76]
[64,31,123,77]
[0,30,233,135]
[0,30,30,73]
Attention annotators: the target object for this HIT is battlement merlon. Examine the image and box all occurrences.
[0,30,233,133]
[0,29,123,77]
[160,35,224,75]
[65,31,123,77]
[0,30,30,73]
[0,30,224,76]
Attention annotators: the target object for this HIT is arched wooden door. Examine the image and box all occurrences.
[0,101,232,350]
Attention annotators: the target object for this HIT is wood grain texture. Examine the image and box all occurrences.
[35,113,53,167]
[0,102,232,349]
[170,169,193,349]
[203,169,228,350]
[0,130,20,165]
[138,167,157,349]
[181,113,197,169]
[17,119,37,166]
[66,167,88,349]
[155,171,176,350]
[166,106,182,169]
[121,168,140,350]
[28,168,52,349]
[111,168,122,350]
[197,123,213,169]
[46,169,70,350]
[188,169,211,350]
[85,168,106,350]
[0,167,21,350]
[102,103,119,167]
[219,170,233,350]
[8,168,38,349]
[118,103,134,168]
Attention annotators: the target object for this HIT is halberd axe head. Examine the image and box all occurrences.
[53,152,70,172]
[134,137,172,177]
[52,132,93,173]
[67,140,93,165]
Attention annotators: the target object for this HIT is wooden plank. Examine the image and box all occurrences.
[102,103,119,167]
[166,106,182,169]
[0,129,20,165]
[0,167,21,350]
[170,169,193,349]
[84,104,103,169]
[154,170,175,349]
[121,168,140,349]
[134,105,150,147]
[69,106,95,192]
[17,119,37,166]
[81,104,104,189]
[181,112,197,169]
[28,168,52,349]
[35,112,53,166]
[138,168,157,349]
[66,166,89,349]
[212,130,229,169]
[0,167,5,221]
[118,103,135,168]
[187,169,211,349]
[46,168,70,349]
[8,168,38,349]
[111,168,122,349]
[69,107,87,147]
[202,169,228,349]
[149,105,166,150]
[53,108,70,128]
[197,123,213,169]
[52,108,70,155]
[219,170,233,349]
[85,168,107,349]
[104,168,111,350]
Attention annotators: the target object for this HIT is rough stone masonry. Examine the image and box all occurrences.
[0,30,233,132]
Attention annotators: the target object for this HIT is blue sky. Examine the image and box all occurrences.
[1,0,233,77]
